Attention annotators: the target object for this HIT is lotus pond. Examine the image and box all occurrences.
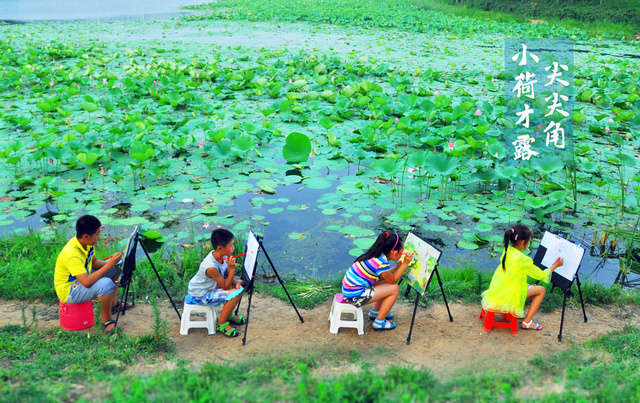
[1,0,639,284]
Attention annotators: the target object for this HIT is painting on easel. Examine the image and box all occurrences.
[403,232,442,295]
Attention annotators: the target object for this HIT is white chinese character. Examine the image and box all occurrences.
[544,93,569,117]
[545,62,569,87]
[543,121,565,149]
[515,104,535,128]
[511,44,539,66]
[513,134,539,160]
[513,72,537,99]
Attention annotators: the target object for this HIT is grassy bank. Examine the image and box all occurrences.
[417,0,640,39]
[3,317,640,401]
[3,230,640,312]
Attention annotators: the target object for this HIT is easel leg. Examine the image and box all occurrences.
[242,288,255,346]
[558,291,567,342]
[406,291,420,345]
[434,268,453,322]
[114,279,132,327]
[576,274,588,323]
[138,237,181,321]
[259,242,304,323]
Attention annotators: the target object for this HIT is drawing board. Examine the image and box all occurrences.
[403,232,442,295]
[120,226,139,288]
[539,231,584,282]
[243,230,260,282]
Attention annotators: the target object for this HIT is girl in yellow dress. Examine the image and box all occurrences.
[481,224,564,330]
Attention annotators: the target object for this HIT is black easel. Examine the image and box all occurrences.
[550,270,588,342]
[239,234,304,346]
[533,238,588,342]
[114,231,181,327]
[406,266,453,345]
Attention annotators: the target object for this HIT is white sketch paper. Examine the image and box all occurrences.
[243,230,260,281]
[539,231,584,281]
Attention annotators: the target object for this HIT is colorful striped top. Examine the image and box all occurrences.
[342,255,391,298]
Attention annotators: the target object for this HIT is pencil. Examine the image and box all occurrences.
[223,252,249,260]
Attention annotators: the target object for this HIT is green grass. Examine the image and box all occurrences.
[0,298,175,402]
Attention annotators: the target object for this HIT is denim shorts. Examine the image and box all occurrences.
[343,286,376,308]
[67,267,122,304]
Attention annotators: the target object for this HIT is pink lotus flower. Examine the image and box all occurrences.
[90,75,93,80]
[434,90,439,95]
[448,139,454,151]
[474,109,481,116]
[289,78,293,83]
[102,78,107,85]
[153,80,157,86]
[394,117,399,123]
[66,118,70,125]
[605,63,609,67]
[434,147,437,153]
[452,69,456,74]
[196,72,200,78]
[100,167,104,175]
[608,118,614,122]
[49,80,54,86]
[199,140,204,149]
[118,82,122,87]
[32,66,35,72]
[48,158,53,165]
[535,130,539,135]
[77,84,80,89]
[495,152,499,158]
[606,126,610,133]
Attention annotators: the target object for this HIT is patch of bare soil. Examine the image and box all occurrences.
[2,296,639,379]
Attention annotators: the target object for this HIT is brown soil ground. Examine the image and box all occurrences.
[2,296,639,380]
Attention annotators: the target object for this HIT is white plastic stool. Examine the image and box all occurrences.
[328,293,364,335]
[180,302,217,335]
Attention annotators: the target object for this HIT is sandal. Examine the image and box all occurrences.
[217,321,239,337]
[228,312,246,325]
[112,301,134,314]
[521,320,542,330]
[368,309,394,320]
[372,318,396,330]
[102,320,116,334]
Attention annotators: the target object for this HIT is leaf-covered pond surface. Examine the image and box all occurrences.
[1,1,639,283]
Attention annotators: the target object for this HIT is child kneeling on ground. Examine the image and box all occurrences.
[187,228,245,337]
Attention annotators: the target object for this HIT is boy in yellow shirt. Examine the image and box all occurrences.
[54,215,124,333]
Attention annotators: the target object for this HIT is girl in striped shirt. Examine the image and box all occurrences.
[342,232,414,330]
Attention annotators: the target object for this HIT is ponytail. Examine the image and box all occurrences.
[356,231,403,262]
[501,224,532,271]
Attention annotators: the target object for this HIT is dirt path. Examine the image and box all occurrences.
[3,296,639,378]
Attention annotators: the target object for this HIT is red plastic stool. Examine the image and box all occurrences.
[479,308,517,334]
[59,301,95,331]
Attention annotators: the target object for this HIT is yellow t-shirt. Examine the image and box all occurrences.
[481,246,551,318]
[54,237,95,302]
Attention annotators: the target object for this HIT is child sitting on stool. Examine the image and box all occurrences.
[54,215,127,334]
[187,228,245,337]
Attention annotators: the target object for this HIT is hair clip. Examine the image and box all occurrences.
[511,228,515,233]
[385,232,389,238]
[514,235,518,240]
